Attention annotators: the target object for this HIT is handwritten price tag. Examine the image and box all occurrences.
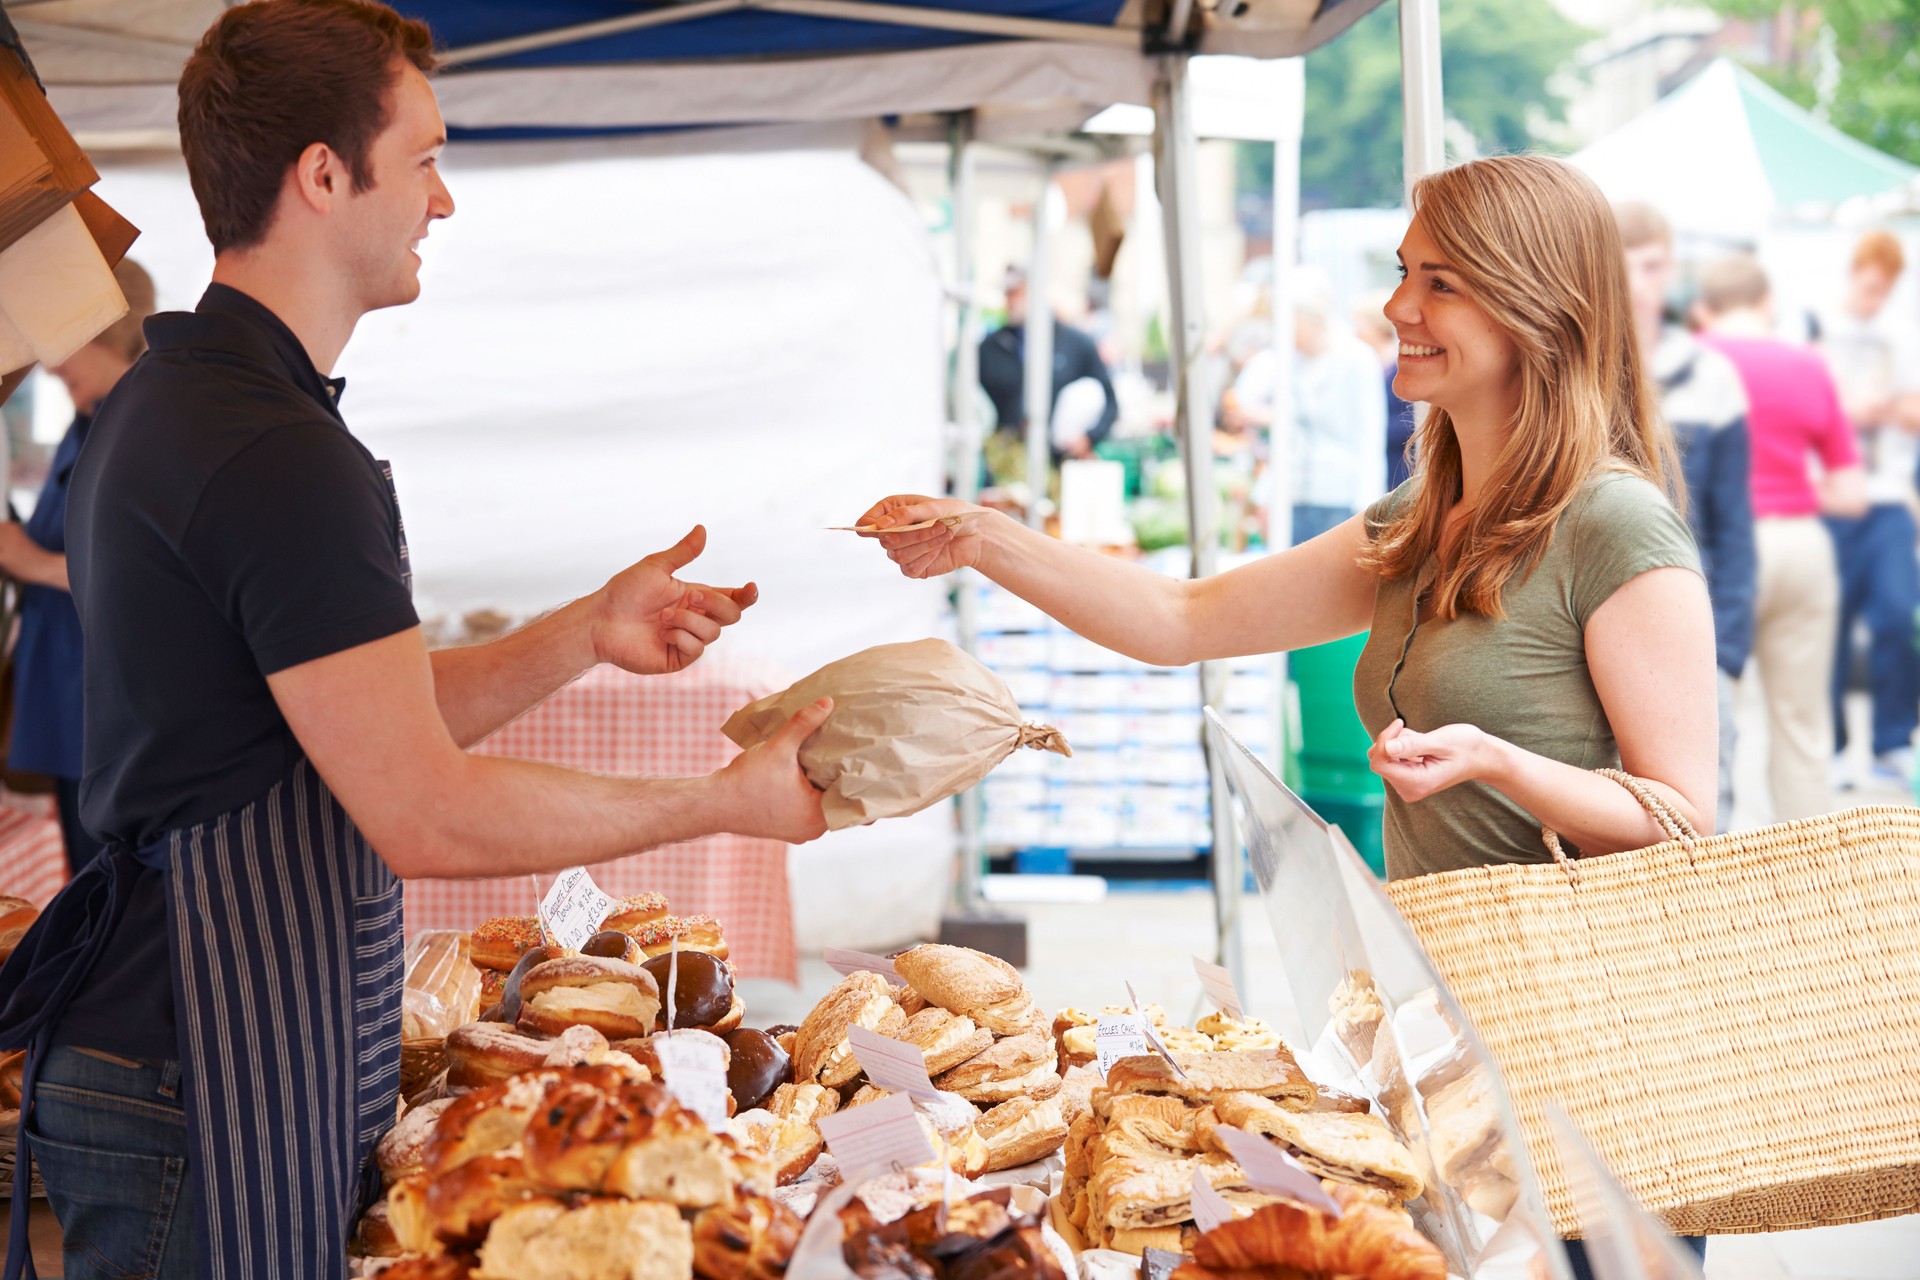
[1190,1168,1234,1233]
[848,1025,940,1102]
[653,1033,731,1130]
[823,947,904,984]
[540,867,614,953]
[817,1092,936,1185]
[1214,1126,1343,1218]
[1126,981,1189,1078]
[1192,957,1244,1021]
[1094,1014,1150,1079]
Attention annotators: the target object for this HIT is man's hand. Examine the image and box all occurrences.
[589,526,759,675]
[714,697,834,843]
[1368,719,1503,803]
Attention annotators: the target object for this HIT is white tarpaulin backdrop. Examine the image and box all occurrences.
[60,124,960,949]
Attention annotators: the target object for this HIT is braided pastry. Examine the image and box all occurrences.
[691,1191,803,1280]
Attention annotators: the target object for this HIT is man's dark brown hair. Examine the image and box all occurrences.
[178,0,436,254]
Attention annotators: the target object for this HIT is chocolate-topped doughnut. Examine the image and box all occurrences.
[497,944,554,1024]
[721,1028,792,1113]
[641,950,735,1030]
[582,929,639,962]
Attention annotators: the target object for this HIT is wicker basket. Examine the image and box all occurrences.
[1386,781,1920,1236]
[399,1037,448,1104]
[0,1109,46,1200]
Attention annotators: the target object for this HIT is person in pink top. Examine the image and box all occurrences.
[1696,253,1867,820]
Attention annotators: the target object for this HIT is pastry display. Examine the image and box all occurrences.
[977,1095,1070,1173]
[690,1192,802,1280]
[628,914,730,960]
[0,896,40,969]
[836,1186,1066,1280]
[934,1030,1061,1104]
[0,1048,25,1111]
[475,1198,692,1280]
[517,955,662,1040]
[893,943,1041,1035]
[731,1082,840,1184]
[1107,1048,1315,1109]
[793,970,907,1088]
[603,891,672,933]
[643,950,743,1034]
[468,916,547,972]
[382,917,1484,1278]
[404,931,485,1039]
[379,1097,458,1183]
[896,1007,994,1076]
[1058,1038,1424,1257]
[583,929,643,963]
[1170,1183,1446,1280]
[842,1085,991,1177]
[1201,1092,1424,1203]
[720,1028,792,1114]
[365,1063,774,1277]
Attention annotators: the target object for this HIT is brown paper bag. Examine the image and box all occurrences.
[721,638,1069,830]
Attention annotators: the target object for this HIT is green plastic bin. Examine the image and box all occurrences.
[1289,633,1386,877]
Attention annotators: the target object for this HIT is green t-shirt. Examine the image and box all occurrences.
[1353,471,1702,880]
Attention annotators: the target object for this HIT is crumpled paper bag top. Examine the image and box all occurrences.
[722,638,1070,830]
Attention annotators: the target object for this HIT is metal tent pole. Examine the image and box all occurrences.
[948,112,987,914]
[1152,54,1242,991]
[1021,167,1057,530]
[1399,0,1446,200]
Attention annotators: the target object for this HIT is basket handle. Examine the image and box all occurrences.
[1541,767,1700,872]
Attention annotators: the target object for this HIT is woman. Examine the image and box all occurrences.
[0,258,155,873]
[860,155,1717,876]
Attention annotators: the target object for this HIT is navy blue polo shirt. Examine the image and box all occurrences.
[55,284,418,1058]
[8,414,90,780]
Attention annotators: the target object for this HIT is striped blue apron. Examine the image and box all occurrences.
[1,462,413,1280]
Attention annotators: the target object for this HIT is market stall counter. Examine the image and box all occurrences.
[404,653,800,981]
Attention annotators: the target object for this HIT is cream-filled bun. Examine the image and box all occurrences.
[517,955,661,1039]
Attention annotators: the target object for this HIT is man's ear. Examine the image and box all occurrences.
[290,141,345,215]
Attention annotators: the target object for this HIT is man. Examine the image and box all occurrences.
[0,3,829,1276]
[977,267,1118,465]
[1615,203,1755,831]
[1817,230,1920,787]
[1696,254,1867,822]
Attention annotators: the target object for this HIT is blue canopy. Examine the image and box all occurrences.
[22,0,1385,144]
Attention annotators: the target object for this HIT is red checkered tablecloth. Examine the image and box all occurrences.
[0,658,800,981]
[403,653,799,981]
[0,792,66,906]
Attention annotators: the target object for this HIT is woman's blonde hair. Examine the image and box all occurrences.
[1359,155,1674,620]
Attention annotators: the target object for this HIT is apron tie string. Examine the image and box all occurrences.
[0,841,159,1280]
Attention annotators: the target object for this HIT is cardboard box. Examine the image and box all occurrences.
[0,39,99,256]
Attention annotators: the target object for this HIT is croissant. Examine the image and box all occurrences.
[1192,1186,1445,1280]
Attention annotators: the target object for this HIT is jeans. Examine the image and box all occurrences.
[1826,503,1920,756]
[1291,503,1356,546]
[1563,1234,1707,1279]
[1716,669,1738,833]
[27,1046,195,1280]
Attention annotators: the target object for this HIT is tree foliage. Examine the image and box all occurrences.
[1697,0,1920,164]
[1242,0,1588,210]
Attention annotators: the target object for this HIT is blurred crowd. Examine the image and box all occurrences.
[975,216,1920,832]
